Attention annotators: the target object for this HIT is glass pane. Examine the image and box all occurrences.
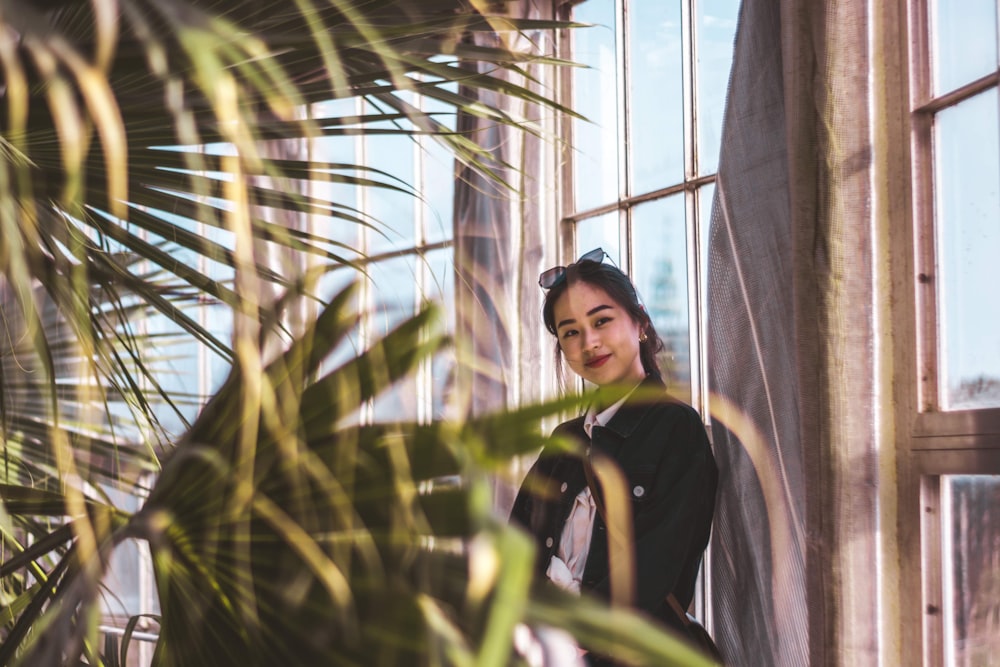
[425,248,456,420]
[310,177,362,265]
[934,90,1000,409]
[575,212,621,266]
[699,184,715,311]
[369,255,417,336]
[145,314,203,436]
[632,196,690,397]
[422,74,456,245]
[369,255,418,421]
[422,136,455,244]
[696,0,740,175]
[365,100,416,255]
[102,484,158,618]
[931,0,998,95]
[423,248,454,313]
[312,99,364,264]
[572,0,620,212]
[629,0,684,192]
[942,475,1000,665]
[318,266,363,373]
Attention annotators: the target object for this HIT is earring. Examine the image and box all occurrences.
[639,332,648,343]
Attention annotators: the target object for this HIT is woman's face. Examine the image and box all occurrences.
[551,280,646,387]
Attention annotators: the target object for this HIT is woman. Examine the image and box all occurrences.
[509,249,719,664]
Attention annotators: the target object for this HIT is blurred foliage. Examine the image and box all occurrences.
[0,0,713,664]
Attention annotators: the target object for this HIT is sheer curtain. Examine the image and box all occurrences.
[708,1,878,665]
[452,1,561,512]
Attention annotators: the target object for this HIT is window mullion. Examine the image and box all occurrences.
[682,0,696,179]
[909,0,938,414]
[617,0,630,203]
[357,97,374,425]
[414,92,430,425]
[684,3,708,624]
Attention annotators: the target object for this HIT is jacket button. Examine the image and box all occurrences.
[560,482,568,493]
[545,537,554,548]
[633,485,645,498]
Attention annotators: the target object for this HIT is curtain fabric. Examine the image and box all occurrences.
[708,1,877,665]
[452,1,560,514]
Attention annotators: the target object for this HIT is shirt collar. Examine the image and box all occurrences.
[583,383,638,439]
[586,374,668,440]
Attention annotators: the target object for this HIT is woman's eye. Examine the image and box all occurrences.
[561,329,578,339]
[594,317,612,327]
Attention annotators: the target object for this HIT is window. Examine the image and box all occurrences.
[913,0,1000,413]
[143,96,457,431]
[905,1,1000,664]
[937,475,1000,666]
[562,0,739,413]
[560,0,739,628]
[312,96,456,425]
[100,477,158,666]
[98,93,458,663]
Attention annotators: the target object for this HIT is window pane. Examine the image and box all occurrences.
[632,196,690,396]
[313,98,364,264]
[696,0,739,175]
[318,266,362,373]
[422,136,455,244]
[629,0,684,192]
[102,484,158,619]
[934,90,1000,409]
[365,101,416,255]
[699,183,715,308]
[420,74,456,245]
[931,0,997,94]
[369,255,417,337]
[942,475,1000,665]
[573,0,620,212]
[369,255,418,421]
[311,177,362,266]
[145,300,232,437]
[425,248,456,420]
[575,212,621,265]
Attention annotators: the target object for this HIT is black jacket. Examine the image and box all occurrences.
[509,376,718,633]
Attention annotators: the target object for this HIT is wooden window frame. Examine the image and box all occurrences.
[890,1,1000,665]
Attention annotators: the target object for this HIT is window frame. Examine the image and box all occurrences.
[95,93,461,659]
[555,0,739,631]
[310,95,458,425]
[899,1,1000,665]
[556,0,728,418]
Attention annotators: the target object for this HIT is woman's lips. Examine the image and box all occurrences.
[585,354,611,368]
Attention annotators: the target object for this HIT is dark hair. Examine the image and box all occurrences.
[542,260,665,380]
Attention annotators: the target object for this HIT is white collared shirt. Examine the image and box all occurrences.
[545,390,634,593]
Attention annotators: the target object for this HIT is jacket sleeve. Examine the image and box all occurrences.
[590,405,718,615]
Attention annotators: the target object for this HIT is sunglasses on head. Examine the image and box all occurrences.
[538,247,609,289]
